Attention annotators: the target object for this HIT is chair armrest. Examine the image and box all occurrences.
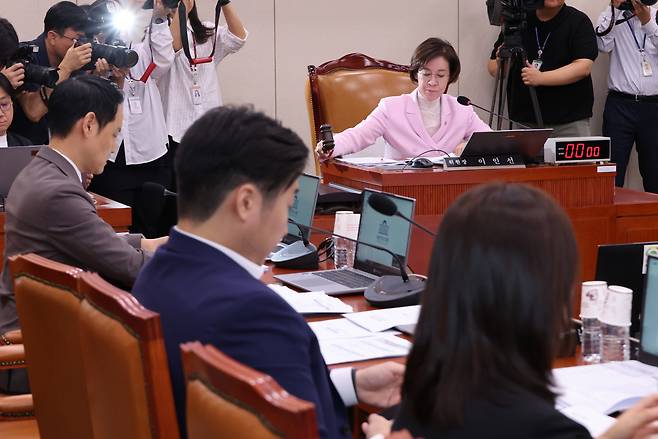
[0,330,22,345]
[0,345,25,370]
[0,394,34,419]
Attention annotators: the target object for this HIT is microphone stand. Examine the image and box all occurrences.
[270,222,319,270]
[288,219,426,308]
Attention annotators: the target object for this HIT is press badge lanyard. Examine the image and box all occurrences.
[126,25,158,114]
[627,21,653,77]
[533,27,551,70]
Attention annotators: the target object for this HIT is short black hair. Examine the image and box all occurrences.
[402,183,578,426]
[44,1,89,34]
[0,72,13,97]
[0,17,19,66]
[409,37,461,85]
[176,106,309,222]
[48,75,123,138]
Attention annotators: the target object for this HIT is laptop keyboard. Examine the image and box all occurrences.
[315,270,376,289]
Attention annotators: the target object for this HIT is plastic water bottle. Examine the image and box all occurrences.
[599,285,633,362]
[580,281,606,364]
[333,237,355,269]
[581,317,602,363]
[601,323,630,362]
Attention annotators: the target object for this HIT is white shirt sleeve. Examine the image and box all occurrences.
[330,367,358,407]
[213,24,248,64]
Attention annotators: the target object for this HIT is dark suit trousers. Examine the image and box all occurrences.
[603,93,658,193]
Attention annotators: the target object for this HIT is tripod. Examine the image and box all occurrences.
[489,45,544,130]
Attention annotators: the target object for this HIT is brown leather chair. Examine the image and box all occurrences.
[0,332,34,426]
[181,342,318,439]
[306,52,415,173]
[77,272,179,439]
[9,253,87,438]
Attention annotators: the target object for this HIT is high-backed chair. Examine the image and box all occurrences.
[181,342,318,439]
[9,253,87,438]
[77,272,179,439]
[306,53,415,174]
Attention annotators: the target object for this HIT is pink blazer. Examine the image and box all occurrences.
[333,90,492,159]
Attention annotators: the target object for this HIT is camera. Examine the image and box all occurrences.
[619,0,657,10]
[76,38,139,70]
[6,44,59,88]
[142,0,181,9]
[486,0,544,52]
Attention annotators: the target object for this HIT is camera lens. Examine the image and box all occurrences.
[23,63,59,88]
[91,43,139,69]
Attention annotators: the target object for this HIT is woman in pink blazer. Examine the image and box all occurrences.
[316,38,491,160]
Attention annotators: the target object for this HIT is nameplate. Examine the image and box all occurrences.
[443,154,526,171]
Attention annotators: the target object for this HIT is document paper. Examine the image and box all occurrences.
[343,305,420,333]
[318,334,411,365]
[309,318,399,340]
[269,284,353,314]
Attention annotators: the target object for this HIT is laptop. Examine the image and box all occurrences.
[461,129,553,163]
[0,146,42,201]
[270,173,320,255]
[595,242,658,337]
[639,255,658,366]
[274,189,416,295]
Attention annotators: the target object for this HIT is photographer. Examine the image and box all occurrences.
[88,0,175,236]
[0,18,24,90]
[597,0,658,193]
[159,0,247,189]
[487,0,598,137]
[10,1,93,145]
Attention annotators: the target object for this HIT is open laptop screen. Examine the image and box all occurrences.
[353,189,415,277]
[0,146,42,198]
[285,173,320,244]
[641,256,658,360]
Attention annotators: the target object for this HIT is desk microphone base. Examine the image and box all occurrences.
[365,274,426,308]
[271,241,319,270]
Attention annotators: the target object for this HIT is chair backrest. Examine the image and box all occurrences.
[181,342,318,439]
[306,53,415,172]
[76,272,179,439]
[8,253,92,438]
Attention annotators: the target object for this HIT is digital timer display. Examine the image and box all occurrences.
[544,137,612,164]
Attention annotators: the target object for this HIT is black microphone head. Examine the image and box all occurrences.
[457,96,471,106]
[142,182,167,197]
[368,193,398,217]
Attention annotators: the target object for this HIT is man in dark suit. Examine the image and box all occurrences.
[133,106,404,439]
[0,76,167,392]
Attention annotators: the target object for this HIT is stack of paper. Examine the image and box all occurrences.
[317,334,411,365]
[553,361,658,436]
[343,305,420,332]
[309,318,399,341]
[269,285,352,314]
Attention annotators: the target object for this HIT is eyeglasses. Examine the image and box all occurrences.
[418,69,447,82]
[0,101,12,113]
[55,32,85,43]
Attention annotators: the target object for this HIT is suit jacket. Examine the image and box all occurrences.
[393,384,592,439]
[132,229,350,439]
[333,90,491,159]
[7,132,33,147]
[0,146,148,332]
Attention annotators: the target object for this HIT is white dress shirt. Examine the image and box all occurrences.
[111,21,173,165]
[158,22,247,143]
[0,134,7,148]
[417,90,442,137]
[50,147,82,183]
[598,7,658,95]
[172,226,359,406]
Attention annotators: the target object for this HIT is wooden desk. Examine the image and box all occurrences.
[321,163,658,314]
[0,193,132,257]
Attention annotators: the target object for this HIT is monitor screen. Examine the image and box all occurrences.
[354,190,415,276]
[641,256,658,356]
[286,173,320,242]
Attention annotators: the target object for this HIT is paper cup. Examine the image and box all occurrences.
[599,285,633,327]
[333,211,360,240]
[580,281,607,319]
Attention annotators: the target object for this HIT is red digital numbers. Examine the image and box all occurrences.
[563,143,600,160]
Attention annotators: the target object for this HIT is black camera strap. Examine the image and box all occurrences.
[178,1,222,66]
[596,5,652,37]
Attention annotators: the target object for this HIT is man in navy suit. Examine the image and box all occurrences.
[132,106,404,438]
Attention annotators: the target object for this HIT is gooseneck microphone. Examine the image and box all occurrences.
[457,95,533,130]
[142,182,177,198]
[288,218,426,307]
[270,220,318,270]
[367,193,437,237]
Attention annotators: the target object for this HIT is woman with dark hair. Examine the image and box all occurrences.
[316,38,491,161]
[363,183,658,439]
[0,74,31,146]
[160,0,247,187]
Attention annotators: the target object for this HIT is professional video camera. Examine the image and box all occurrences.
[6,44,59,88]
[76,37,138,70]
[486,0,544,50]
[619,0,657,11]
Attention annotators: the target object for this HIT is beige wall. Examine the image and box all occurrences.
[1,1,643,186]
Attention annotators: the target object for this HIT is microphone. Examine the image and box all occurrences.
[457,95,533,130]
[367,193,437,237]
[287,218,426,308]
[142,182,177,198]
[270,220,318,270]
